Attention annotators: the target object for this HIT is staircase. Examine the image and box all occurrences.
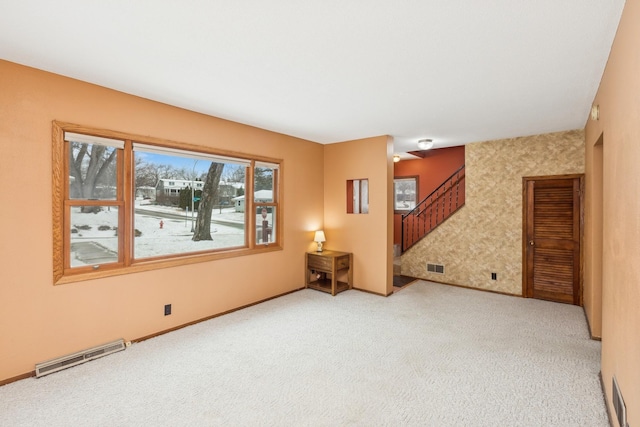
[401,165,465,253]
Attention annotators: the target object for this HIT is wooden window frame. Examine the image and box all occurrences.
[254,164,279,246]
[52,121,283,285]
[393,176,419,214]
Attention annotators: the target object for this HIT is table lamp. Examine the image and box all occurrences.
[314,230,326,252]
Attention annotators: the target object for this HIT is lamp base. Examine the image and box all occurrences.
[316,241,323,252]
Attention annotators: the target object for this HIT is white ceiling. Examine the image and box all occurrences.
[0,1,625,156]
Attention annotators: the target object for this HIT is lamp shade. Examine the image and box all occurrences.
[314,230,326,242]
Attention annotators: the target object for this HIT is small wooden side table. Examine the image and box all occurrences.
[305,250,353,296]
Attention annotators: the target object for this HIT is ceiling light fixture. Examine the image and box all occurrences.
[417,139,434,150]
[393,154,400,162]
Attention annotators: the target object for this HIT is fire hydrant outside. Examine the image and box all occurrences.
[159,220,164,229]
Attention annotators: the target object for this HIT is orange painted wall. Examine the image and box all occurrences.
[392,146,465,245]
[323,136,394,296]
[584,134,604,339]
[0,60,325,381]
[584,0,640,424]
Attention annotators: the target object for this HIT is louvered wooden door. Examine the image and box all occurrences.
[524,176,583,305]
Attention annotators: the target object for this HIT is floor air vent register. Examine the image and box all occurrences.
[612,376,628,427]
[35,339,126,378]
[427,263,445,274]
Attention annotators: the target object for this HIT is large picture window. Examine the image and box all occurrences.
[53,122,282,284]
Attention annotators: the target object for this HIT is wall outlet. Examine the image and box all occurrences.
[491,272,497,280]
[164,304,172,316]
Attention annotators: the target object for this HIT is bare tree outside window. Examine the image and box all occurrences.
[69,141,117,211]
[193,162,225,241]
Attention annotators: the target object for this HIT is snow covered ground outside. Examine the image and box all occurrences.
[69,201,253,266]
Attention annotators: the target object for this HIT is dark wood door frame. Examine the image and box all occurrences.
[522,174,584,305]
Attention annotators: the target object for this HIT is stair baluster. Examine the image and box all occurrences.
[401,165,465,253]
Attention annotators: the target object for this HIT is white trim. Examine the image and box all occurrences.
[133,142,251,167]
[64,132,125,149]
[255,161,280,170]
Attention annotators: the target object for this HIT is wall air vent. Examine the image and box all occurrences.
[612,376,628,427]
[427,263,445,274]
[35,339,126,378]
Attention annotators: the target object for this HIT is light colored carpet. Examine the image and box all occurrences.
[0,281,607,426]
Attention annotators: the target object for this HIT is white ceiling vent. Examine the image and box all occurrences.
[35,339,126,378]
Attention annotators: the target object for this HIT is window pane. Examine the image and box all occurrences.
[133,150,247,258]
[133,207,246,258]
[354,179,361,213]
[68,141,118,200]
[135,150,213,207]
[254,167,274,202]
[361,179,369,213]
[69,206,119,267]
[394,177,417,211]
[256,206,276,244]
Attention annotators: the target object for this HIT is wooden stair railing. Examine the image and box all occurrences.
[401,165,465,253]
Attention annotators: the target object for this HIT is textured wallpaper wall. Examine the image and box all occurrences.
[402,130,585,295]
